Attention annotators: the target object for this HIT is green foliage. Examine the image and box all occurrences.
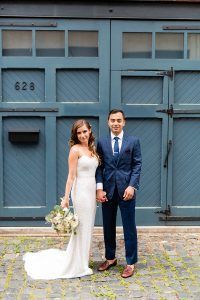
[92,285,117,299]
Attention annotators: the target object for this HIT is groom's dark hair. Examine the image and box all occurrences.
[108,109,126,120]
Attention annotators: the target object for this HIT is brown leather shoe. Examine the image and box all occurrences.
[98,259,117,271]
[121,265,135,278]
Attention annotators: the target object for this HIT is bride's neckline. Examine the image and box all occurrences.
[78,155,96,160]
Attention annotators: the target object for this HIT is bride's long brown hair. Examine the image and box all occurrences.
[69,119,100,161]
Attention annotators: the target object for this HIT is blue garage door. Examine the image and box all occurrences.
[111,20,200,225]
[1,18,200,225]
[0,19,110,225]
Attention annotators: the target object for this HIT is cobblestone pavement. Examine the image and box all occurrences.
[0,228,200,300]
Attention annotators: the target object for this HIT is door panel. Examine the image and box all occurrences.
[172,118,200,207]
[167,71,200,222]
[122,76,163,105]
[0,117,47,219]
[2,69,45,102]
[56,69,99,102]
[174,71,200,104]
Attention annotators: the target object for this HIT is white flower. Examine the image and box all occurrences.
[45,204,79,234]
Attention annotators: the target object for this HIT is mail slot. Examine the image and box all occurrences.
[8,129,40,143]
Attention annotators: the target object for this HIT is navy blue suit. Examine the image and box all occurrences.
[96,133,142,264]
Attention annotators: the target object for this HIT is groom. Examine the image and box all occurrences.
[96,109,142,278]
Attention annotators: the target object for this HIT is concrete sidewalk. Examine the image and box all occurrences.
[0,227,199,300]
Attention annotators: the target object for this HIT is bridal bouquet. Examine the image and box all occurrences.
[45,202,79,235]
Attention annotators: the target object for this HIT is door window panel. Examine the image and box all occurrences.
[188,34,200,59]
[2,30,32,56]
[36,31,65,56]
[155,33,184,59]
[122,33,152,58]
[68,31,98,57]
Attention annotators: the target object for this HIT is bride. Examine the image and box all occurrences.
[23,120,99,279]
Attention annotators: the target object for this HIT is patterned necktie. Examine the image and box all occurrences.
[114,137,119,158]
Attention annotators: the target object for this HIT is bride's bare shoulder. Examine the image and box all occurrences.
[70,145,80,156]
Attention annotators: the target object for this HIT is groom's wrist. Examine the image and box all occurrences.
[96,182,103,190]
[130,186,137,191]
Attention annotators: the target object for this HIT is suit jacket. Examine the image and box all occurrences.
[96,133,142,200]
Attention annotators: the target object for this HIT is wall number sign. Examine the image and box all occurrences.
[15,82,35,91]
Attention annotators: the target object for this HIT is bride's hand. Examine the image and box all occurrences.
[60,197,69,208]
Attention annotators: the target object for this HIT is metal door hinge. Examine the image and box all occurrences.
[156,104,174,117]
[156,67,174,79]
[155,205,171,216]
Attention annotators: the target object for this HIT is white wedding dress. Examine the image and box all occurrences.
[23,155,98,280]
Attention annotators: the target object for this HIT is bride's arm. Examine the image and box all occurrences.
[61,147,79,208]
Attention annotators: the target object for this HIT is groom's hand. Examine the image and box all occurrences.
[123,186,135,200]
[96,190,108,203]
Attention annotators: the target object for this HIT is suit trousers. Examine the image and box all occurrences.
[102,187,138,265]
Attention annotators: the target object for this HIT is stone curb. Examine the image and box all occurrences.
[0,226,200,236]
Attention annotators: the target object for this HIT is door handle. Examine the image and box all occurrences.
[164,140,172,168]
